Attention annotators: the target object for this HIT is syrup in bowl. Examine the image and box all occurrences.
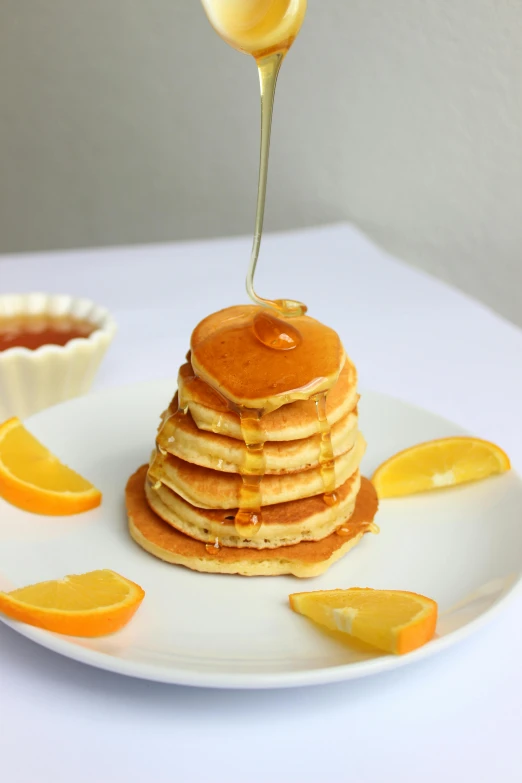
[0,314,96,352]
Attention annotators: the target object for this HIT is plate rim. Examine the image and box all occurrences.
[0,379,521,689]
[1,574,520,689]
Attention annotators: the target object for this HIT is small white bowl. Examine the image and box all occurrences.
[0,293,117,421]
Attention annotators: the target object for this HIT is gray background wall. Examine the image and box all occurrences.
[1,1,521,326]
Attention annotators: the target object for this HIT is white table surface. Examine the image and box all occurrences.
[1,223,521,783]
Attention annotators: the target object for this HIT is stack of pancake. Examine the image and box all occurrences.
[126,306,378,577]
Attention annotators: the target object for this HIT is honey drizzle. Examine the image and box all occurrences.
[211,414,224,434]
[162,362,268,537]
[234,407,266,536]
[151,388,188,486]
[314,391,338,506]
[245,53,307,319]
[177,386,189,415]
[205,537,221,554]
[337,520,379,539]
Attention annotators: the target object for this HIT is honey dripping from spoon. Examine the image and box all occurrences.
[245,50,307,321]
[200,0,308,321]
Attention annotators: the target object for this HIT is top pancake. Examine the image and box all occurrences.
[177,358,358,442]
[190,305,344,411]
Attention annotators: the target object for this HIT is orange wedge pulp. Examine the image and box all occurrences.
[0,417,101,514]
[371,436,510,499]
[290,588,438,655]
[0,569,145,637]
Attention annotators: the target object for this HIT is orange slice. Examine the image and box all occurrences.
[372,437,510,499]
[290,588,437,655]
[0,417,101,514]
[0,569,145,637]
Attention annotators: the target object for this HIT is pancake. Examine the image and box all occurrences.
[176,359,358,442]
[157,409,359,475]
[148,432,367,509]
[146,469,361,548]
[127,465,379,577]
[190,305,344,411]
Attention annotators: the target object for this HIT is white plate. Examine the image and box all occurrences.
[0,381,521,689]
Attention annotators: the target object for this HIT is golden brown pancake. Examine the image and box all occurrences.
[127,465,379,578]
[146,469,361,548]
[176,359,358,442]
[148,432,366,509]
[157,409,359,475]
[190,305,344,411]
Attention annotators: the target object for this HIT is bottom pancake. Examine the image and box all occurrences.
[126,465,379,578]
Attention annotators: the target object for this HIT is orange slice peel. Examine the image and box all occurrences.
[0,569,145,637]
[290,587,438,655]
[372,436,510,499]
[0,417,102,515]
